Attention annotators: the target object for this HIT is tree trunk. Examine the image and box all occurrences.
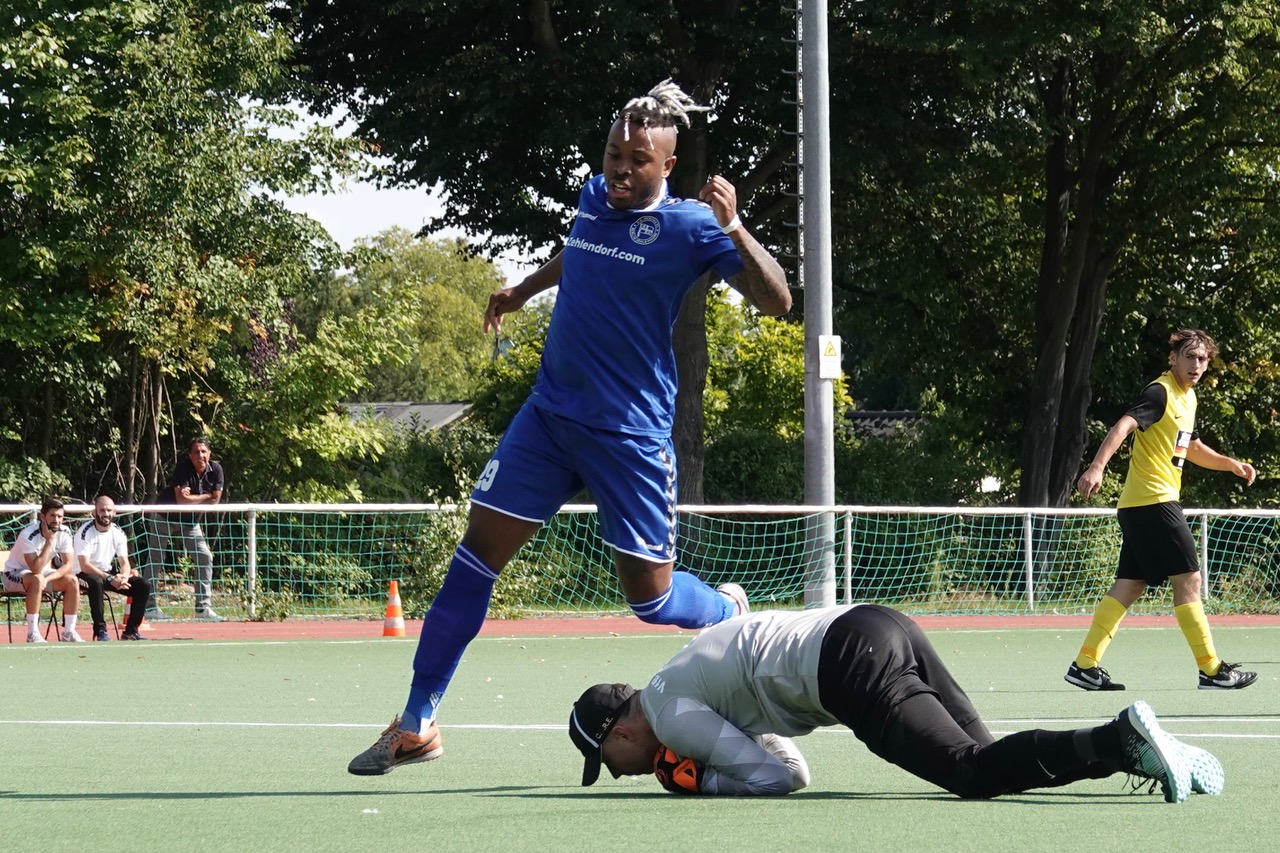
[1020,68,1120,508]
[673,279,711,503]
[1018,62,1074,508]
[1048,244,1116,506]
[123,350,139,503]
[669,77,715,504]
[138,358,165,502]
[41,377,53,464]
[1019,220,1079,506]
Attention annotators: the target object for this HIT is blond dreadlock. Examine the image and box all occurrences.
[618,78,710,147]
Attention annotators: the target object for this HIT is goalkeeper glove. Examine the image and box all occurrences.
[653,746,703,795]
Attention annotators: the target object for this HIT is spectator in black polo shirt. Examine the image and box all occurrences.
[146,436,226,621]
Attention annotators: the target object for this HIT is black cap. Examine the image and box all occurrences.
[568,683,636,786]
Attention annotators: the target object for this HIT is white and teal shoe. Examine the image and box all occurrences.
[1114,700,1193,804]
[1182,744,1225,795]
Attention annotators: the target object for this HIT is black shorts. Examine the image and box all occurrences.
[1116,501,1199,586]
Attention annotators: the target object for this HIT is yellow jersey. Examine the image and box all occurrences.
[1117,371,1196,509]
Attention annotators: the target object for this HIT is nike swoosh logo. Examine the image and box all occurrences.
[394,743,430,762]
[391,737,432,758]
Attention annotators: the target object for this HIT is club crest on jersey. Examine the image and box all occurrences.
[629,215,661,246]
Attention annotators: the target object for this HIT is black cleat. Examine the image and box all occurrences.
[1198,661,1257,690]
[1065,662,1125,691]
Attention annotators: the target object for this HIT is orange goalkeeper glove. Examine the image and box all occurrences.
[653,746,703,795]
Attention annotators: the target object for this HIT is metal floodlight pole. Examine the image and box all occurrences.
[800,0,837,607]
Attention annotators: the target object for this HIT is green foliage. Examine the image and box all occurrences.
[388,504,546,619]
[0,457,73,503]
[9,2,1280,510]
[286,2,802,502]
[288,1,797,257]
[705,289,851,441]
[346,290,548,504]
[0,0,364,500]
[1180,328,1280,509]
[295,228,523,402]
[836,392,1019,508]
[825,1,1280,506]
[704,429,804,504]
[468,303,551,434]
[835,434,972,508]
[703,422,1011,508]
[248,585,297,622]
[357,420,498,504]
[216,301,408,502]
[703,288,858,503]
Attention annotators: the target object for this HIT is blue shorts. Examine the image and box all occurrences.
[470,403,677,563]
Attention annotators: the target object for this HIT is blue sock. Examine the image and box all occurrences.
[628,571,734,629]
[400,545,498,733]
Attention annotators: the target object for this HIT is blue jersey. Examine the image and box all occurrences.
[529,175,744,437]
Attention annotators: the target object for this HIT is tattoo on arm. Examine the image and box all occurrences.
[727,232,790,316]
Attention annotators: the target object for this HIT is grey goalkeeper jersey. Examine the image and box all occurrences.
[638,605,862,795]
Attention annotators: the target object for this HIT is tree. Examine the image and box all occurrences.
[0,0,367,500]
[296,228,518,402]
[285,0,800,501]
[703,288,826,503]
[705,288,850,441]
[467,296,553,435]
[1016,4,1280,507]
[826,2,1280,507]
[215,298,408,502]
[283,2,1280,512]
[701,288,993,505]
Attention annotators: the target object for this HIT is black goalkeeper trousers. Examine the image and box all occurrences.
[816,604,1112,798]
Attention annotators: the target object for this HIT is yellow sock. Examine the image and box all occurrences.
[1175,600,1220,675]
[1075,595,1128,669]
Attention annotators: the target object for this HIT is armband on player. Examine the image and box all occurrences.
[653,746,703,795]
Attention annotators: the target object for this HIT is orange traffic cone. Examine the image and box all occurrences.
[382,580,406,637]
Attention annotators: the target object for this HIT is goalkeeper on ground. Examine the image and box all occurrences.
[569,605,1222,803]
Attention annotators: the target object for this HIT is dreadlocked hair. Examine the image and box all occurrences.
[619,78,710,143]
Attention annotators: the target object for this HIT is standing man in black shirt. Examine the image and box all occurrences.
[147,436,226,621]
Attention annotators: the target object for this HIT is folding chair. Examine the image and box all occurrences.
[3,591,22,643]
[42,589,66,641]
[2,590,44,643]
[41,578,124,641]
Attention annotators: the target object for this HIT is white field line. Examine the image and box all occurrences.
[6,622,1277,651]
[2,719,1278,741]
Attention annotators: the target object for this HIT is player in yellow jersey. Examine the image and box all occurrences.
[1068,329,1257,691]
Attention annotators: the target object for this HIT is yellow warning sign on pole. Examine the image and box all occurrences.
[818,335,841,379]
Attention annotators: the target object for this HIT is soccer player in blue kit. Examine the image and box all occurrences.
[348,79,791,775]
